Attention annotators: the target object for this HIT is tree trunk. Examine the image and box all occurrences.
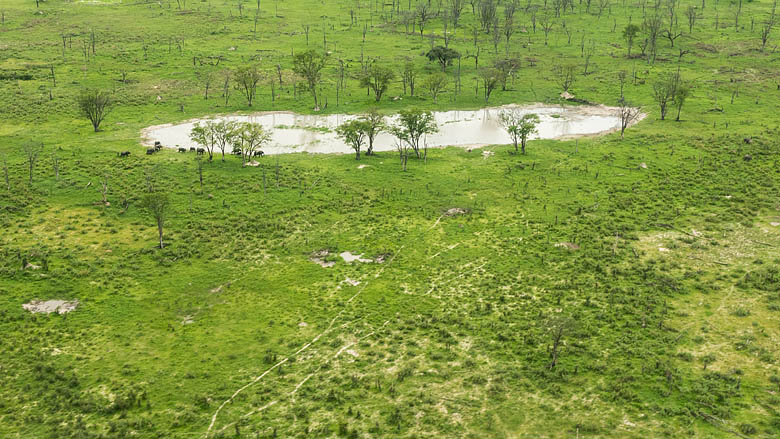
[157,220,164,249]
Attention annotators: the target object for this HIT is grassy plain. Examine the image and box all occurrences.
[1,0,780,437]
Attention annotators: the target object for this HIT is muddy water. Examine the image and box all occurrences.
[142,104,632,155]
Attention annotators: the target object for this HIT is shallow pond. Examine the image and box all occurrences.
[142,104,633,155]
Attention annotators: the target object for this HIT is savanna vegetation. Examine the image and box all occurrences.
[1,0,779,437]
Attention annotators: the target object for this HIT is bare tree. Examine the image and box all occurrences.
[23,143,43,184]
[422,73,448,103]
[479,67,500,103]
[540,15,555,45]
[617,99,641,139]
[554,63,577,92]
[100,173,109,205]
[760,0,777,51]
[234,65,262,106]
[402,60,417,96]
[684,6,698,32]
[77,89,112,132]
[2,154,9,190]
[545,315,575,370]
[415,2,434,36]
[652,71,680,120]
[195,155,204,190]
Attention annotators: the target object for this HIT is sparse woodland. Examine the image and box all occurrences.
[1,0,780,437]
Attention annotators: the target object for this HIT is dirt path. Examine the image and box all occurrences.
[204,214,444,437]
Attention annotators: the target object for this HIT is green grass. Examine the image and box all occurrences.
[1,0,780,438]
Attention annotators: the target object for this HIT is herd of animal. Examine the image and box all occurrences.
[117,141,265,158]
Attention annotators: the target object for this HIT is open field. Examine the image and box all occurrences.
[1,0,780,437]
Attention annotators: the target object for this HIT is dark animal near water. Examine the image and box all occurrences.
[196,148,205,155]
[118,151,130,157]
[154,141,162,151]
[189,147,196,152]
[146,148,155,155]
[178,147,187,153]
[254,150,265,157]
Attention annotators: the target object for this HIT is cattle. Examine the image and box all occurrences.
[178,147,187,153]
[233,150,242,156]
[253,150,265,157]
[146,148,156,155]
[189,147,196,152]
[743,137,752,144]
[118,151,131,157]
[196,148,205,155]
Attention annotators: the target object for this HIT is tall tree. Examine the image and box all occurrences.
[143,192,170,249]
[292,50,327,108]
[234,65,262,106]
[360,109,386,155]
[498,110,539,154]
[234,122,271,166]
[336,119,370,160]
[212,120,239,162]
[422,73,448,103]
[652,71,680,120]
[402,61,417,96]
[77,89,112,132]
[190,121,217,162]
[391,109,438,159]
[479,67,500,103]
[673,83,691,121]
[359,64,396,102]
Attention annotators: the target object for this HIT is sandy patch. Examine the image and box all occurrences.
[555,242,580,250]
[444,207,469,216]
[310,249,335,267]
[23,300,78,314]
[340,251,373,263]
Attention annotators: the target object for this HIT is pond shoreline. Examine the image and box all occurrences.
[141,103,645,155]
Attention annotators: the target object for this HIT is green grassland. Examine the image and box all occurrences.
[1,0,780,437]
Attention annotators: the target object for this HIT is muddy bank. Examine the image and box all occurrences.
[141,103,642,155]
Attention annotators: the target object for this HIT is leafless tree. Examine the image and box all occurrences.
[617,99,641,139]
[23,143,43,184]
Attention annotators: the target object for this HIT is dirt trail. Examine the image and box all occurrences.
[204,214,441,437]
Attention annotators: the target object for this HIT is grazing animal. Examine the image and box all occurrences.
[196,148,205,155]
[118,151,131,157]
[189,147,196,152]
[743,154,752,162]
[178,147,187,153]
[154,141,161,147]
[146,148,155,155]
[743,137,752,144]
[254,150,265,157]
